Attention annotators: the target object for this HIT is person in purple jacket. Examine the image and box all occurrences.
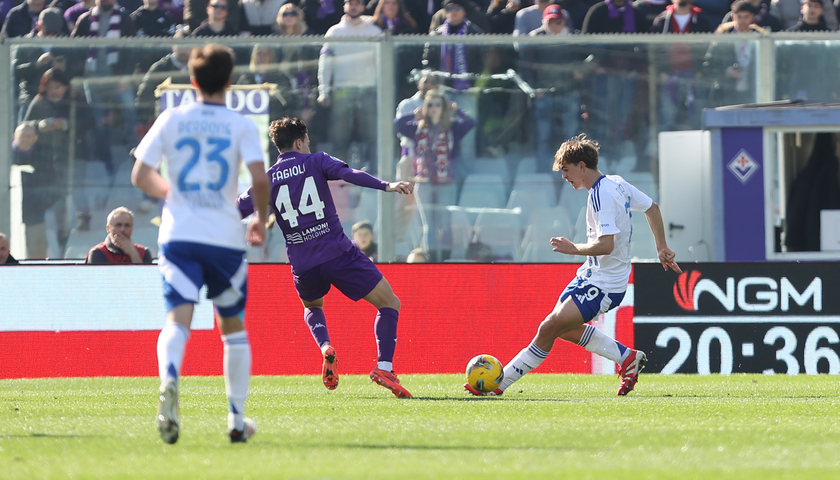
[394,88,476,261]
[237,116,415,398]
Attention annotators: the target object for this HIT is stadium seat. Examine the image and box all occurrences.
[63,227,106,259]
[354,188,379,225]
[471,157,511,189]
[457,173,508,222]
[472,210,522,261]
[520,210,576,263]
[131,226,160,258]
[513,157,537,176]
[630,213,657,260]
[449,208,473,261]
[508,174,557,230]
[558,183,588,227]
[525,205,575,240]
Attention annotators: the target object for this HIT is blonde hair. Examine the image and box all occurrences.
[249,44,277,72]
[418,89,452,131]
[107,206,134,225]
[275,3,307,35]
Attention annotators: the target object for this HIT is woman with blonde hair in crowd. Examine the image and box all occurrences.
[274,3,311,35]
[395,88,475,261]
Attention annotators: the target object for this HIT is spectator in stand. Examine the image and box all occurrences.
[274,3,319,126]
[85,206,153,264]
[238,45,298,159]
[136,28,191,128]
[318,0,382,169]
[132,0,177,36]
[487,0,530,34]
[190,0,239,35]
[240,0,285,35]
[428,0,488,31]
[2,0,46,38]
[352,220,378,261]
[394,89,476,261]
[0,233,19,265]
[720,0,782,29]
[406,247,428,263]
[183,0,240,31]
[25,68,95,240]
[786,0,832,29]
[520,5,591,165]
[557,0,591,30]
[62,0,96,32]
[582,0,649,165]
[302,0,343,34]
[772,0,836,29]
[514,0,558,35]
[423,0,484,160]
[12,7,75,122]
[0,0,14,27]
[11,122,52,259]
[72,0,138,174]
[776,1,838,100]
[371,0,417,33]
[650,0,712,132]
[705,1,766,106]
[406,0,441,33]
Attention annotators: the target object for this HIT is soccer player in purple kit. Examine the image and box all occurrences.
[237,117,415,398]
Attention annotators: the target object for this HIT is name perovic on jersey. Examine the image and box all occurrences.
[577,175,652,293]
[134,102,264,250]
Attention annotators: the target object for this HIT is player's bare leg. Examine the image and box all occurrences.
[156,304,194,444]
[364,278,412,398]
[301,297,338,390]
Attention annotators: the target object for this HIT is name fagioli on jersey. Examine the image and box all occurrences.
[272,164,306,182]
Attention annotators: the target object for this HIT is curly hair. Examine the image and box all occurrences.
[553,133,600,171]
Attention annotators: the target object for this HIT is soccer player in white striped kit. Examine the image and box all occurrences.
[466,134,681,396]
[131,44,271,443]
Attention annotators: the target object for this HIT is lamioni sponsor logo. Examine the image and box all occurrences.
[673,270,822,313]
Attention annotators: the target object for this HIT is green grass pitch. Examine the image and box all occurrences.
[1,374,839,479]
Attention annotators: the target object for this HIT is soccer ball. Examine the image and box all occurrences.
[465,354,504,393]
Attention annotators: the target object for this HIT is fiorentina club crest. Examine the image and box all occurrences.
[727,149,760,184]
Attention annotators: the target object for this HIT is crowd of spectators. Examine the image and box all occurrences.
[3,0,837,261]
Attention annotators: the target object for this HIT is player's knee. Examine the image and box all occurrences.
[538,312,564,338]
[381,293,400,311]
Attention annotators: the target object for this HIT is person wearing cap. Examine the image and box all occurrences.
[771,0,837,30]
[520,4,591,168]
[719,0,782,29]
[786,0,831,30]
[427,0,489,32]
[514,0,561,35]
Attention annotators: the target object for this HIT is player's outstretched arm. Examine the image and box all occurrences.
[385,181,413,195]
[644,202,682,273]
[131,159,170,199]
[245,161,270,246]
[551,234,614,256]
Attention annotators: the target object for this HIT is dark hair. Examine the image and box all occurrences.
[189,44,234,96]
[731,0,758,14]
[352,220,374,235]
[553,133,600,170]
[38,68,70,96]
[269,116,308,151]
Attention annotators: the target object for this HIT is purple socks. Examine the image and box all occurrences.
[305,307,330,347]
[375,308,399,363]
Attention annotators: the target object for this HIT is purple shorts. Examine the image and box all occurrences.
[293,246,383,302]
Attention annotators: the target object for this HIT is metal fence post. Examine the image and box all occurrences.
[377,37,396,262]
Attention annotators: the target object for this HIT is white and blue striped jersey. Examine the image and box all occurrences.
[134,102,264,251]
[576,175,653,292]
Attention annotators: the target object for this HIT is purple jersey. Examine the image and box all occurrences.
[238,151,388,273]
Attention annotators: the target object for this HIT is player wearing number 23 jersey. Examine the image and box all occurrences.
[237,117,415,398]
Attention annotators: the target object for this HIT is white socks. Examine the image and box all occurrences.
[377,361,393,372]
[222,330,251,432]
[157,323,189,386]
[500,343,549,391]
[578,324,627,364]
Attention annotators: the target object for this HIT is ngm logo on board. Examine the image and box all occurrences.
[673,270,821,314]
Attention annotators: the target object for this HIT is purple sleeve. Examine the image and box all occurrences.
[394,113,418,139]
[451,110,477,141]
[236,188,255,218]
[335,166,389,190]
